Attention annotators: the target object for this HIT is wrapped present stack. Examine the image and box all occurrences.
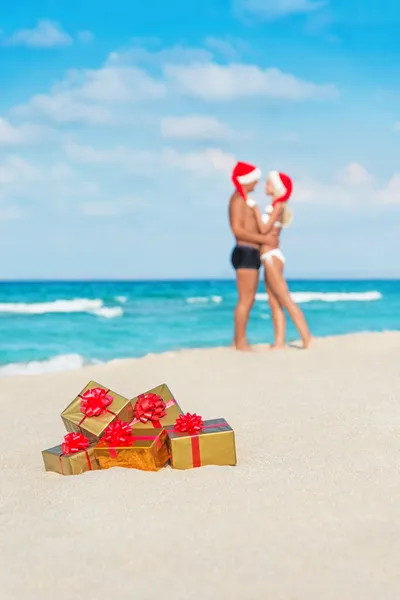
[42,381,237,476]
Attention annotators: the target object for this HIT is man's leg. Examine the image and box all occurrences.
[233,269,259,351]
[264,264,286,349]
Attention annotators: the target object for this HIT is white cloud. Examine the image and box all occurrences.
[377,174,400,204]
[0,118,51,146]
[2,20,73,48]
[0,155,41,185]
[239,0,326,19]
[76,67,165,103]
[165,63,338,101]
[294,168,400,208]
[10,40,338,129]
[339,162,373,186]
[161,115,237,139]
[13,66,166,124]
[66,142,236,178]
[65,143,156,175]
[16,93,113,124]
[291,171,375,207]
[0,118,26,145]
[162,147,236,177]
[0,153,104,215]
[108,43,212,68]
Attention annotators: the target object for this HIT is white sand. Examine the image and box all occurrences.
[1,332,400,600]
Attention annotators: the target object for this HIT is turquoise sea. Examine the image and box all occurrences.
[0,279,397,375]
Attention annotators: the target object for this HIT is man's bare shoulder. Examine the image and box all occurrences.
[229,191,243,209]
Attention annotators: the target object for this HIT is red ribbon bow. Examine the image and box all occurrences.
[103,419,134,447]
[62,432,90,454]
[59,432,93,474]
[174,413,204,435]
[80,387,114,417]
[134,393,167,425]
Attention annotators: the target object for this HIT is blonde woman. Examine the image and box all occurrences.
[252,171,312,349]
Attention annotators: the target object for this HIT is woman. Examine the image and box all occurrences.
[252,171,312,349]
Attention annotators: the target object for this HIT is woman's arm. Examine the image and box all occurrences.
[229,196,275,245]
[253,204,283,234]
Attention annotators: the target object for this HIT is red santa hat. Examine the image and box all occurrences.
[268,171,293,205]
[232,162,262,200]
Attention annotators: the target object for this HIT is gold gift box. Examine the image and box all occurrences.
[42,444,99,476]
[61,381,133,442]
[130,383,183,430]
[94,428,169,472]
[167,418,237,470]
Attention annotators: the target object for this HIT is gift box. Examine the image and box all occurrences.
[166,414,237,470]
[42,433,99,476]
[61,381,133,442]
[129,383,183,430]
[94,420,169,472]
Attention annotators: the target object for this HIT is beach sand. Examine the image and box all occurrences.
[1,332,400,600]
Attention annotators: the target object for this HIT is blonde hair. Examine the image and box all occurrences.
[281,204,293,227]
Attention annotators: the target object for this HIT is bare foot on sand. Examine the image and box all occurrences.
[233,341,254,352]
[269,344,285,351]
[302,336,313,349]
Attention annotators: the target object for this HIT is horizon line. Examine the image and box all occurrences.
[0,277,399,283]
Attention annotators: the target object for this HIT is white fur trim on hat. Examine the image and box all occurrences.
[268,171,286,196]
[236,167,262,185]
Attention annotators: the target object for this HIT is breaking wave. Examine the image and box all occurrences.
[0,353,103,377]
[186,296,223,304]
[0,298,123,318]
[255,291,382,303]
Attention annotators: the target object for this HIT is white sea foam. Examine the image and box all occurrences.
[0,354,103,377]
[255,291,382,303]
[115,296,127,303]
[0,298,123,318]
[94,306,124,318]
[186,296,223,304]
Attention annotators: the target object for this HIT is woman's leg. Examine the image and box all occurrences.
[264,265,286,349]
[265,257,312,348]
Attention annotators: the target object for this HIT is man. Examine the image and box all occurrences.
[229,161,270,351]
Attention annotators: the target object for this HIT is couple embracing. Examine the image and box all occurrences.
[229,161,312,351]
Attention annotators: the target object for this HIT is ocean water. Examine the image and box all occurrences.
[0,279,397,376]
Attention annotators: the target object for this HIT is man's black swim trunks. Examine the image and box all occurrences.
[231,245,261,270]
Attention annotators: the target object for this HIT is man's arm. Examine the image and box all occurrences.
[229,196,271,245]
[253,204,283,234]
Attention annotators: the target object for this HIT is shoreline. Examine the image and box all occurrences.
[0,330,399,380]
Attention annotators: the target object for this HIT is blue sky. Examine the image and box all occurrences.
[1,0,400,279]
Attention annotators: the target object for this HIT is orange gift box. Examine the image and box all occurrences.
[94,420,169,472]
